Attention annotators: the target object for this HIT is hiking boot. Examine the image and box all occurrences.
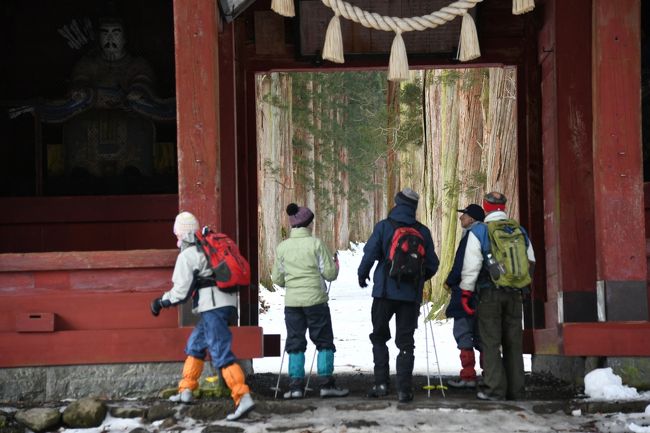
[283,389,304,399]
[169,388,193,403]
[226,393,255,421]
[477,391,504,401]
[320,385,349,398]
[367,383,388,398]
[447,378,477,389]
[397,391,414,403]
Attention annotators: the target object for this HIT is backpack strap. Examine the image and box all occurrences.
[388,217,422,230]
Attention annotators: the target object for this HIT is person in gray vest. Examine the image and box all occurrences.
[459,192,535,401]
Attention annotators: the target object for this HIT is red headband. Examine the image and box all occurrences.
[483,200,505,213]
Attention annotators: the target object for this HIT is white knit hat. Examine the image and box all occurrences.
[173,211,199,236]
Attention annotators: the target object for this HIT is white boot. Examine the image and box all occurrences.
[226,393,255,421]
[169,388,193,403]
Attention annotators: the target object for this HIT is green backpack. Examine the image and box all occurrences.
[486,219,531,289]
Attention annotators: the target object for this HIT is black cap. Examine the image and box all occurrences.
[457,204,485,222]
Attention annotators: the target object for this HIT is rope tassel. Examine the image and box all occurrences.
[512,0,535,15]
[322,14,344,63]
[271,0,295,18]
[388,31,409,82]
[458,12,480,62]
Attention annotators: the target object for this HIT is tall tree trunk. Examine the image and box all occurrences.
[482,67,519,218]
[458,69,486,206]
[421,69,485,311]
[256,73,293,288]
[386,80,400,212]
[430,70,460,305]
[335,98,350,250]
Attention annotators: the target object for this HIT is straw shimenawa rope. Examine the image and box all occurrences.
[321,0,483,33]
[272,0,535,82]
[320,0,483,81]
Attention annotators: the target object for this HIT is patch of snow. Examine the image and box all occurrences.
[584,368,639,400]
[62,415,142,433]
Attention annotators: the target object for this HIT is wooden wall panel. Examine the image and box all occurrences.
[0,195,177,253]
[0,326,265,367]
[0,293,178,332]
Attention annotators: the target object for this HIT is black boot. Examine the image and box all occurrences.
[283,377,304,399]
[367,383,389,398]
[319,376,349,398]
[397,390,414,403]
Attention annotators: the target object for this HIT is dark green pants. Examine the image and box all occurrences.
[477,288,525,399]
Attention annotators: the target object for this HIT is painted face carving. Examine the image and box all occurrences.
[99,22,126,60]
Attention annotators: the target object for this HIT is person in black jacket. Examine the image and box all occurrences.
[357,188,439,403]
[444,204,485,388]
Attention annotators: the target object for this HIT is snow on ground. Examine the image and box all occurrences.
[252,242,531,377]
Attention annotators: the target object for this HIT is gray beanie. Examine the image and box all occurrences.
[394,187,419,208]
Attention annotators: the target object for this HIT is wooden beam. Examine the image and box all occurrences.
[0,195,178,224]
[0,249,177,272]
[0,326,265,367]
[563,322,650,356]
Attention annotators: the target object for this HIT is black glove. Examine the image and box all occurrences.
[358,275,369,288]
[150,297,164,317]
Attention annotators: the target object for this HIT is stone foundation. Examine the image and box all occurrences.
[0,363,183,402]
[0,360,256,402]
[532,355,650,389]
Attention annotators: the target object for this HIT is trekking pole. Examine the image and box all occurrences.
[305,281,332,396]
[424,302,446,398]
[271,342,286,399]
[303,347,317,396]
[423,304,432,398]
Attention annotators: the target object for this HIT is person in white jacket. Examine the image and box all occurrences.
[459,192,535,402]
[150,211,255,421]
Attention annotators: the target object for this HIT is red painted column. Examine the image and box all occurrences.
[173,0,221,326]
[219,22,238,238]
[592,0,647,321]
[540,0,598,332]
[173,0,221,228]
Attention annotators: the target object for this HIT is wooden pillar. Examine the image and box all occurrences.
[173,0,221,228]
[540,0,598,331]
[219,22,238,238]
[592,0,647,321]
[173,0,221,326]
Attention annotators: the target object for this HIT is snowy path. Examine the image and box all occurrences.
[252,243,531,376]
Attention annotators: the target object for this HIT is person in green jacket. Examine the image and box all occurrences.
[271,203,349,399]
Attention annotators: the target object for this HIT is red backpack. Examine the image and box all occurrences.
[388,220,426,283]
[195,227,251,293]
